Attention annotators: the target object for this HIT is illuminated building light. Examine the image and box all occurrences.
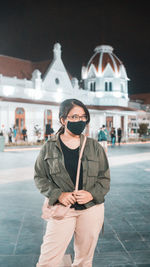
[115,71,120,78]
[54,92,63,103]
[113,92,121,98]
[57,87,63,92]
[3,86,15,96]
[27,89,42,100]
[35,90,42,100]
[96,92,104,98]
[97,71,103,77]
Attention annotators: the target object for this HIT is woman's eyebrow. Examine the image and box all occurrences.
[71,113,86,115]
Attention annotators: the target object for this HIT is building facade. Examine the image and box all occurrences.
[0,43,137,143]
[128,94,150,136]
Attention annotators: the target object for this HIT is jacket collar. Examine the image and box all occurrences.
[50,133,86,151]
[45,133,87,161]
[50,133,84,146]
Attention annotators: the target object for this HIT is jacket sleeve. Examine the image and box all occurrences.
[34,146,62,205]
[88,143,110,204]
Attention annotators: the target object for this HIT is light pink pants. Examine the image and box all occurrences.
[36,203,104,267]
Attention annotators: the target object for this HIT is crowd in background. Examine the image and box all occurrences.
[0,123,122,148]
[98,125,122,153]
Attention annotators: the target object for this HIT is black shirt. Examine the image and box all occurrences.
[59,136,85,210]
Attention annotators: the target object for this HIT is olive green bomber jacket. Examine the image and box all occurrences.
[34,134,110,209]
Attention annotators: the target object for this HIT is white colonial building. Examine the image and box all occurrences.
[0,43,136,143]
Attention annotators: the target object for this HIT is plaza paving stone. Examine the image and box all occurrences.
[0,143,150,267]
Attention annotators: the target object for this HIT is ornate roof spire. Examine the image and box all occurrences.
[53,43,62,59]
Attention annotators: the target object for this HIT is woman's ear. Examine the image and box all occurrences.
[60,117,66,126]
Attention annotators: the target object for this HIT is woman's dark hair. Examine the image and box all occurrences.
[57,99,90,134]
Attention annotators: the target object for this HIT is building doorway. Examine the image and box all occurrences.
[15,108,25,140]
[106,116,113,132]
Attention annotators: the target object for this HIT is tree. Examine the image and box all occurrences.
[138,123,148,137]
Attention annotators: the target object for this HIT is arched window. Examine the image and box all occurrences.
[93,82,96,92]
[15,108,25,133]
[55,78,60,85]
[105,81,113,91]
[90,83,93,91]
[90,82,96,92]
[105,82,108,91]
[109,82,112,91]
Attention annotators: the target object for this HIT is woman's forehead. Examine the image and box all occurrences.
[68,105,85,114]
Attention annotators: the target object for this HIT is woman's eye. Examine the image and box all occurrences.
[72,115,78,119]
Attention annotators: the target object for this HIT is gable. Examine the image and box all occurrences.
[42,56,73,93]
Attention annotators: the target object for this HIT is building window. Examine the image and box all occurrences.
[121,83,124,92]
[90,83,93,91]
[93,82,96,91]
[105,82,108,91]
[16,108,24,114]
[55,78,60,85]
[105,82,112,91]
[109,82,112,91]
[90,82,96,92]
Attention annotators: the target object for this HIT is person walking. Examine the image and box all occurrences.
[110,127,116,147]
[22,127,27,141]
[8,128,13,143]
[117,127,122,146]
[98,125,108,153]
[34,98,110,267]
[13,125,17,142]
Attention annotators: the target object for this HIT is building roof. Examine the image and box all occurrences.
[0,55,72,80]
[0,55,51,80]
[130,93,150,104]
[87,45,122,74]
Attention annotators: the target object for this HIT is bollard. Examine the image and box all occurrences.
[0,136,5,152]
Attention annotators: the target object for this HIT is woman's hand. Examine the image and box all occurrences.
[58,192,76,206]
[73,190,93,204]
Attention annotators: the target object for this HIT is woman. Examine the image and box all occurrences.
[34,99,110,267]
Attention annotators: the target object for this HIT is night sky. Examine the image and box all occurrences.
[0,0,150,95]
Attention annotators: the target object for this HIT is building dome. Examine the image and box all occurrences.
[87,45,122,74]
[81,44,129,107]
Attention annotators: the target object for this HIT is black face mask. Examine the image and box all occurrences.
[67,121,86,135]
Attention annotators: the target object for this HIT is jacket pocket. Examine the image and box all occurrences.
[46,158,60,175]
[87,160,99,177]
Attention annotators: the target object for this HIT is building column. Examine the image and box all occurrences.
[124,115,128,141]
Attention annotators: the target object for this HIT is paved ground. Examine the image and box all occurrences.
[0,143,150,267]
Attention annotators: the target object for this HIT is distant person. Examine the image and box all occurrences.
[8,128,13,143]
[117,128,122,146]
[110,127,116,147]
[22,127,27,141]
[98,125,108,153]
[13,126,17,142]
[45,125,54,141]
